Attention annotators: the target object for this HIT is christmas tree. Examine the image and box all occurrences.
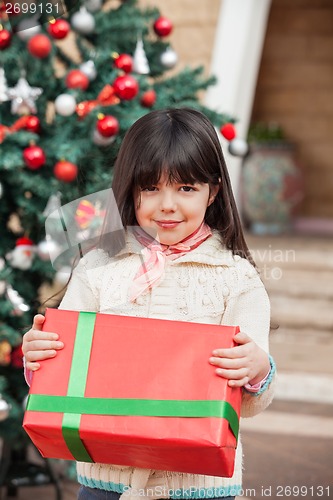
[0,0,237,450]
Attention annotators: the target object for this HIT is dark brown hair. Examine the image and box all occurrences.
[109,107,254,265]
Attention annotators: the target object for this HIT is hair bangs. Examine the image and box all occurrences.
[132,126,216,189]
[164,124,221,186]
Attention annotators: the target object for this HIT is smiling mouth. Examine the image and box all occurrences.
[155,220,182,228]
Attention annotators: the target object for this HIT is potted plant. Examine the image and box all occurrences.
[241,122,304,235]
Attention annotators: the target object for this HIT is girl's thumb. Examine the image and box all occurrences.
[32,314,45,330]
[234,330,251,344]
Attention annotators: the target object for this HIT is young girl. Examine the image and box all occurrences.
[23,108,276,500]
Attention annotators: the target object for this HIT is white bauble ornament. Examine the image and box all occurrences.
[160,47,178,69]
[93,129,116,147]
[0,181,2,199]
[16,18,41,41]
[54,93,77,116]
[84,0,102,12]
[71,7,95,35]
[0,395,11,422]
[79,60,97,81]
[228,138,249,157]
[133,38,150,75]
[37,239,60,261]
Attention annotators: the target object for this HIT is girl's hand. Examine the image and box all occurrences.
[209,331,270,388]
[22,314,64,372]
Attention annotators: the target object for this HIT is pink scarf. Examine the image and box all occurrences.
[129,222,212,302]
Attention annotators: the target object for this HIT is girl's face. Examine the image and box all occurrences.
[134,173,218,245]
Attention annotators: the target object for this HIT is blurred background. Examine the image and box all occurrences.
[0,0,332,498]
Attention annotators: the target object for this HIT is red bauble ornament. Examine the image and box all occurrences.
[0,28,11,50]
[25,116,40,133]
[27,34,52,58]
[140,89,156,108]
[11,345,24,369]
[114,53,133,73]
[153,16,173,37]
[47,18,70,39]
[54,160,78,182]
[96,115,119,138]
[23,145,46,170]
[113,74,139,100]
[220,123,236,141]
[65,69,90,91]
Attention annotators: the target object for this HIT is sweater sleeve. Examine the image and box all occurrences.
[222,259,276,418]
[58,257,99,312]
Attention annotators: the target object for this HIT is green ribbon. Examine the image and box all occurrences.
[27,312,239,462]
[62,311,96,462]
[28,394,239,433]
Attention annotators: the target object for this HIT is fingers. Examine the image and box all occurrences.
[227,377,250,388]
[24,338,64,372]
[22,330,61,358]
[26,338,64,353]
[32,314,46,331]
[209,356,249,384]
[211,363,250,387]
[25,349,58,363]
[211,346,244,359]
[213,362,251,386]
[22,315,64,370]
[209,356,244,370]
[211,333,252,358]
[209,332,268,387]
[210,360,249,387]
[26,361,41,372]
[210,331,253,387]
[24,331,60,344]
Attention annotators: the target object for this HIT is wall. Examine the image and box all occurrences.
[251,0,333,218]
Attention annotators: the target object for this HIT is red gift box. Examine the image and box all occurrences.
[23,309,241,477]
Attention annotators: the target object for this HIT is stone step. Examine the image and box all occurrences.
[270,295,333,332]
[262,268,333,299]
[251,247,333,272]
[240,407,333,435]
[246,233,333,271]
[270,326,333,375]
[246,232,333,253]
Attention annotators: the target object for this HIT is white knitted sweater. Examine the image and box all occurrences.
[58,230,276,498]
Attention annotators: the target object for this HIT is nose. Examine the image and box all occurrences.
[160,190,177,212]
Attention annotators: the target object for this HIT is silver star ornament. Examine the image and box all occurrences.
[6,76,43,115]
